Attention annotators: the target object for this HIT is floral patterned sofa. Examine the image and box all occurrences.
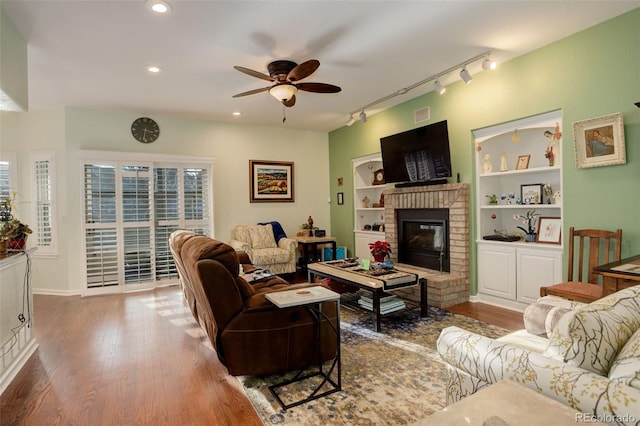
[437,285,640,425]
[229,223,297,274]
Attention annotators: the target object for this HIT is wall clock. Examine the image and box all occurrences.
[131,117,160,143]
[372,168,385,185]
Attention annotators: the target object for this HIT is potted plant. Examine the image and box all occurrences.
[513,210,540,242]
[368,240,391,262]
[0,194,32,252]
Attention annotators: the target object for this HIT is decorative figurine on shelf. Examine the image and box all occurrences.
[486,194,498,205]
[554,191,562,205]
[544,126,561,167]
[482,154,493,174]
[307,216,314,236]
[500,153,508,172]
[362,196,370,208]
[544,183,553,204]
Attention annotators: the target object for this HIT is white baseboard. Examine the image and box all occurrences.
[33,288,81,296]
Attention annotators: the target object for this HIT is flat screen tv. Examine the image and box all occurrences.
[380,120,452,186]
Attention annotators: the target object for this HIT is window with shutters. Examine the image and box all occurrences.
[32,152,57,256]
[0,152,17,209]
[81,154,213,293]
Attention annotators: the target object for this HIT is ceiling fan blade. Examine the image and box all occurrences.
[287,59,320,82]
[296,82,342,93]
[282,95,296,107]
[233,66,275,82]
[232,86,270,98]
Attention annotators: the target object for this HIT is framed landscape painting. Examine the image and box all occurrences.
[573,112,626,169]
[249,160,294,203]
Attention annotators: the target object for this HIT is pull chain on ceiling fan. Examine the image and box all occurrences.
[232,59,341,107]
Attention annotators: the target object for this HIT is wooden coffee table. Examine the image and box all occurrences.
[307,261,428,332]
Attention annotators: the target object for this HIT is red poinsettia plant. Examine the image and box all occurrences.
[368,240,392,258]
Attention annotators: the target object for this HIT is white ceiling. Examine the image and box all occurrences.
[2,1,638,132]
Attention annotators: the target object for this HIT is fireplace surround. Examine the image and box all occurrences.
[384,183,469,308]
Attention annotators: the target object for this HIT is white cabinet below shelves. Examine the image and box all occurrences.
[477,242,562,311]
[355,231,384,260]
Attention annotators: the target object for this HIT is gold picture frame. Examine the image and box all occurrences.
[573,112,626,169]
[249,160,294,203]
[516,154,530,170]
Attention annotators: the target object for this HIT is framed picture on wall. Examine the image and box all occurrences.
[537,217,562,244]
[573,112,626,169]
[249,160,294,203]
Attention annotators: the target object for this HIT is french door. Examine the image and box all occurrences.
[82,156,212,294]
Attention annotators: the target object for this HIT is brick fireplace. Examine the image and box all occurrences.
[384,183,470,308]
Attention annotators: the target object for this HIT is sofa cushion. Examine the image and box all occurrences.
[544,285,640,375]
[251,247,291,264]
[233,225,252,244]
[248,224,277,249]
[608,327,640,391]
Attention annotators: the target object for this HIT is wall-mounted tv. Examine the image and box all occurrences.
[380,120,452,187]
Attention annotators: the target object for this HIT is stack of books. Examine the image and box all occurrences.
[358,293,406,315]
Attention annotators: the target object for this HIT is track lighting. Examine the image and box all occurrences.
[460,67,472,84]
[482,57,497,71]
[346,115,355,126]
[346,51,494,126]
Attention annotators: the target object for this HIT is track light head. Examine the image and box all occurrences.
[359,111,367,123]
[482,58,497,71]
[433,79,446,95]
[346,115,355,126]
[460,67,472,84]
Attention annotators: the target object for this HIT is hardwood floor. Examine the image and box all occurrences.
[1,285,523,425]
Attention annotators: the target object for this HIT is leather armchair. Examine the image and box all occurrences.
[229,224,297,274]
[179,234,338,376]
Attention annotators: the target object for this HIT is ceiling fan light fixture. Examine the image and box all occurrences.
[460,67,472,84]
[269,84,298,102]
[359,111,367,123]
[433,79,446,95]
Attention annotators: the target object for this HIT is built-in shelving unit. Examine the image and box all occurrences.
[473,110,564,311]
[353,153,385,260]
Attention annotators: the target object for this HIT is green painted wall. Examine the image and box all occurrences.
[329,8,640,295]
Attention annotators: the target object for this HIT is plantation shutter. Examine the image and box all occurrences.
[81,155,213,292]
[32,152,57,255]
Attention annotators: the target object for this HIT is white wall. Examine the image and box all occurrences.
[2,107,331,293]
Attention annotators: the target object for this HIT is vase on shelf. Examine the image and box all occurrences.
[524,233,536,243]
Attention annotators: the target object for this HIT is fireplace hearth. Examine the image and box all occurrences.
[383,183,469,308]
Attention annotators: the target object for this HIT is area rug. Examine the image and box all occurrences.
[239,305,510,425]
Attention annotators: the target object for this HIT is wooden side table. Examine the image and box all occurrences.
[294,235,337,273]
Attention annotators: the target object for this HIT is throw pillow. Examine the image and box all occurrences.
[523,303,571,337]
[248,224,277,249]
[258,221,287,244]
[608,328,640,391]
[544,286,640,375]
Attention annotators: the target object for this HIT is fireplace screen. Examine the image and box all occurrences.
[404,222,445,254]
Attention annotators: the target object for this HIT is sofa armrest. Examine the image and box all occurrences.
[437,326,640,422]
[278,237,297,257]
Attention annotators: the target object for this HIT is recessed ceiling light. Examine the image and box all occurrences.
[146,0,172,15]
[233,112,241,116]
[146,65,162,74]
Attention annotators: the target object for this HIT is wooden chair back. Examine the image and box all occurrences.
[567,227,622,284]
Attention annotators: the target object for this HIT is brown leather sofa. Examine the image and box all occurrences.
[172,231,338,376]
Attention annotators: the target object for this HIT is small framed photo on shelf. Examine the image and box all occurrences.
[515,154,530,170]
[573,112,626,169]
[537,217,562,244]
[521,183,543,204]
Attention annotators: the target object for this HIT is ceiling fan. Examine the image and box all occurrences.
[232,59,341,107]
